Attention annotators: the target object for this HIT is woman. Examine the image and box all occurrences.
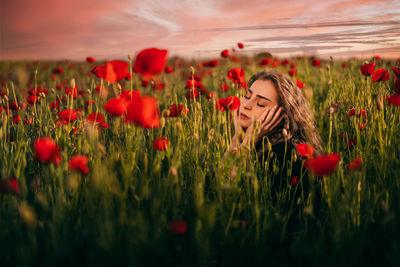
[226,70,324,210]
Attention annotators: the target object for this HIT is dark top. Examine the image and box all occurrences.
[256,139,310,214]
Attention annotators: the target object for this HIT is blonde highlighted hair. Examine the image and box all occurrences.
[248,70,324,156]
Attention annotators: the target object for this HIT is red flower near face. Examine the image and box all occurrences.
[347,157,362,172]
[133,48,168,79]
[360,62,376,76]
[237,42,244,49]
[153,137,169,151]
[169,220,187,234]
[0,178,21,195]
[164,66,174,73]
[288,69,297,76]
[164,104,189,117]
[87,113,105,124]
[227,68,245,85]
[125,96,161,128]
[86,57,95,63]
[58,109,77,123]
[296,79,305,89]
[296,143,314,158]
[34,137,61,164]
[304,153,340,176]
[372,68,390,82]
[221,49,229,58]
[312,59,321,67]
[69,155,89,175]
[91,60,131,83]
[216,96,240,112]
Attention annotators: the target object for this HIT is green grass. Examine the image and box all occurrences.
[0,56,400,266]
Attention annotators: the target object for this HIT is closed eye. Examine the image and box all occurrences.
[257,103,265,107]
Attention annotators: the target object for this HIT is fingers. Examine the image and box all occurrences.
[262,105,280,126]
[261,106,283,132]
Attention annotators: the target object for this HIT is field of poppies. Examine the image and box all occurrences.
[1,46,400,266]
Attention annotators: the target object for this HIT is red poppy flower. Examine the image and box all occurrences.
[221,49,229,58]
[53,67,63,74]
[260,58,270,66]
[348,109,356,117]
[374,55,381,60]
[98,122,110,130]
[133,48,168,79]
[153,137,169,151]
[49,102,60,110]
[13,115,21,124]
[296,143,314,158]
[312,59,321,67]
[216,96,240,112]
[347,157,362,172]
[227,68,245,85]
[346,139,356,149]
[186,89,199,99]
[186,80,206,93]
[281,59,289,66]
[296,79,305,89]
[342,62,348,68]
[358,123,366,130]
[164,104,189,117]
[34,137,61,164]
[104,97,128,117]
[164,66,174,73]
[0,178,21,195]
[207,91,217,100]
[304,153,340,176]
[58,109,77,123]
[291,62,297,68]
[392,67,400,94]
[87,113,105,124]
[86,56,95,63]
[65,86,78,99]
[204,60,219,67]
[169,220,187,234]
[27,95,39,105]
[386,94,400,106]
[24,118,33,125]
[91,60,131,83]
[152,82,165,92]
[288,69,297,76]
[360,63,376,76]
[372,68,390,82]
[125,96,161,128]
[220,83,229,92]
[291,176,298,185]
[69,155,89,175]
[237,42,244,49]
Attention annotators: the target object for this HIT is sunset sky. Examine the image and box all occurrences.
[1,0,399,60]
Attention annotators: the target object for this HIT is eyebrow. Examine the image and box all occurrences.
[248,89,272,102]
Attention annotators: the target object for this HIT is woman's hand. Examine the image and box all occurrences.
[241,105,284,148]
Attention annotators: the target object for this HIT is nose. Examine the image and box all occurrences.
[242,101,252,110]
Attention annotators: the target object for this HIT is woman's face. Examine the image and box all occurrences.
[238,79,279,129]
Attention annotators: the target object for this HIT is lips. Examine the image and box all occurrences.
[240,113,249,119]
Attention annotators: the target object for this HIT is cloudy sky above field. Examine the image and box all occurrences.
[1,0,399,60]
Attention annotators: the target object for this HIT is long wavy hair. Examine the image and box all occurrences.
[248,70,324,157]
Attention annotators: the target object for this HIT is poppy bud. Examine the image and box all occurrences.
[170,166,178,177]
[375,95,383,111]
[282,128,288,137]
[176,121,183,131]
[70,78,76,89]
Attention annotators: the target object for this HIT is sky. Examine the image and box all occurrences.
[1,0,399,61]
